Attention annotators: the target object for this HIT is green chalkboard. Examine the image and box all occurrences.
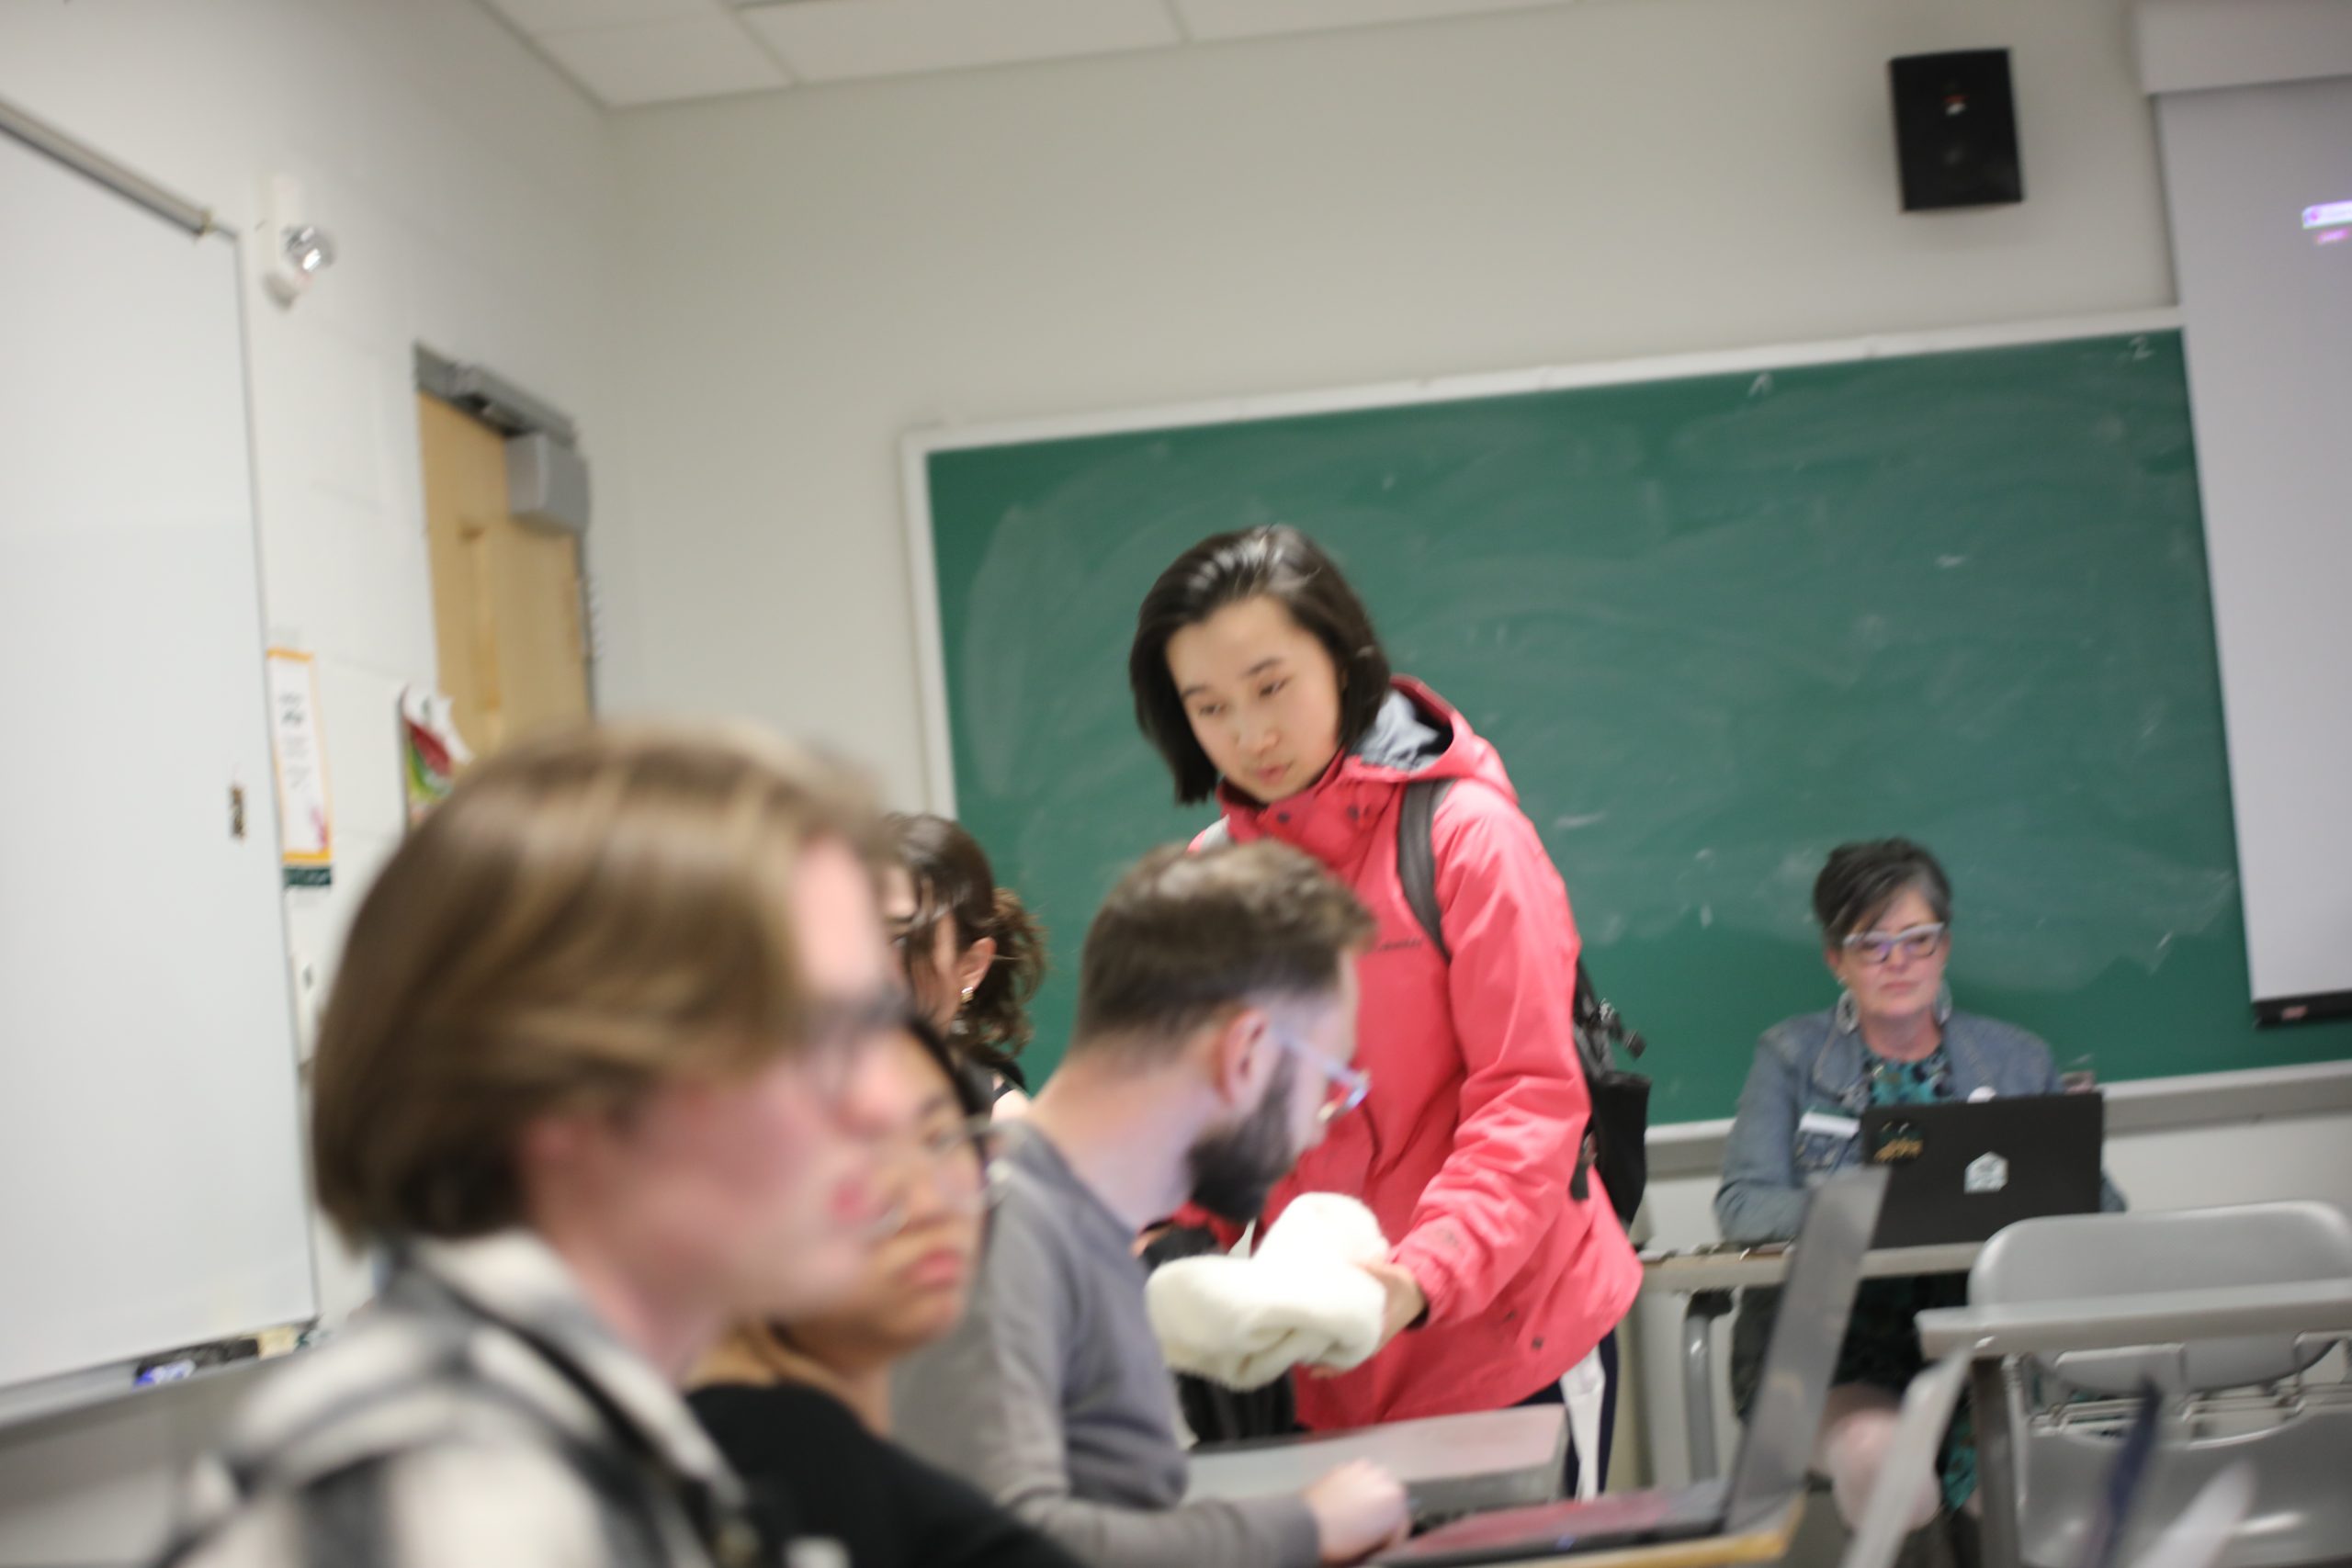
[922,331,2352,1124]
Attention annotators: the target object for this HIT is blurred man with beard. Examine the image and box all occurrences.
[893,841,1408,1568]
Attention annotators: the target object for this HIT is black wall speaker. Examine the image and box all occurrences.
[1889,50,2024,211]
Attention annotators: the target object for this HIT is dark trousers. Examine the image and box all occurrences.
[1513,1330,1621,1497]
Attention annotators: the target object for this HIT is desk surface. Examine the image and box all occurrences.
[1917,1276,2352,1356]
[1466,1500,1804,1568]
[1641,1242,1982,1292]
[1189,1406,1565,1501]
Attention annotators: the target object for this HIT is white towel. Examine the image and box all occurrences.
[1147,1193,1390,1391]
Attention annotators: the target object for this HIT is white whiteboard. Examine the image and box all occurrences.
[2156,72,2352,1007]
[0,132,316,1398]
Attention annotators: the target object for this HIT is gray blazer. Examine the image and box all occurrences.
[1714,1007,2125,1244]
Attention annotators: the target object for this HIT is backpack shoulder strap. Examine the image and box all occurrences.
[1573,958,1602,1028]
[1394,779,1454,962]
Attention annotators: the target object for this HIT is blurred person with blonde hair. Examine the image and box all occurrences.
[158,724,909,1568]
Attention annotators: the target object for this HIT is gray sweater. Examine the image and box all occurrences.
[892,1128,1321,1568]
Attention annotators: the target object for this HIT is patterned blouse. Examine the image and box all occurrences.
[1848,1042,1975,1508]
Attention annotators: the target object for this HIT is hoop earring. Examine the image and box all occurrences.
[1934,982,1953,1025]
[1834,989,1859,1033]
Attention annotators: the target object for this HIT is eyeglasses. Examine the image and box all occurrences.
[1271,1029,1371,1125]
[876,1113,996,1215]
[1840,922,1948,966]
[795,987,916,1101]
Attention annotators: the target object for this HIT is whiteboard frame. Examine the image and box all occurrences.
[896,304,2352,1129]
[0,1318,312,1429]
[0,112,320,1427]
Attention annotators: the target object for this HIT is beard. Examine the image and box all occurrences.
[1185,1054,1301,1225]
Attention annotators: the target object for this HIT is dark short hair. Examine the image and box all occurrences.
[1071,840,1376,1058]
[884,813,1046,1079]
[1812,839,1953,945]
[1129,527,1393,805]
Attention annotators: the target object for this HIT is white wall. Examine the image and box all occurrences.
[605,0,2175,806]
[0,1,628,1560]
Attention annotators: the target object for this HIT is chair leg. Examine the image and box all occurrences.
[1946,1501,1982,1568]
[1970,1359,2022,1568]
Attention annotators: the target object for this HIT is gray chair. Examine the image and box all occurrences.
[1969,1201,2352,1568]
[2132,1466,2258,1568]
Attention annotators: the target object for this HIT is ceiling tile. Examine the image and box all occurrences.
[1172,0,1574,43]
[484,0,723,35]
[537,15,792,106]
[741,0,1179,85]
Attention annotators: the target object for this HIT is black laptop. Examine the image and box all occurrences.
[1861,1092,2104,1247]
[1374,1168,1890,1568]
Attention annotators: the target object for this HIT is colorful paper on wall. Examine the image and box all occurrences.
[400,684,472,828]
[265,648,333,887]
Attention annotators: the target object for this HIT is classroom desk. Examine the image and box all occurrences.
[1915,1276,2352,1568]
[1449,1499,1804,1568]
[1190,1405,1566,1516]
[1641,1242,1983,1480]
[1193,1411,1804,1568]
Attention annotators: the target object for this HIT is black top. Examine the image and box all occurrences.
[688,1382,1081,1568]
[954,1056,1027,1109]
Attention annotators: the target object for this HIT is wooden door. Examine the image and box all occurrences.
[417,393,590,757]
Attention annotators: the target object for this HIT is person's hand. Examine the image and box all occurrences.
[1304,1460,1411,1564]
[1307,1259,1430,1377]
[1362,1258,1428,1352]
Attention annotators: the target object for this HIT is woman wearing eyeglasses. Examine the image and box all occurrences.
[692,1017,1080,1568]
[1715,838,2123,1541]
[1128,527,1642,1494]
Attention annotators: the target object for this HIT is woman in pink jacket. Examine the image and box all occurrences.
[1129,525,1643,1493]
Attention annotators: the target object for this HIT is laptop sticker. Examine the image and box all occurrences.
[1870,1120,1926,1164]
[1965,1152,2010,1194]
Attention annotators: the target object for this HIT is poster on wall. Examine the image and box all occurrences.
[399,683,471,828]
[265,648,333,888]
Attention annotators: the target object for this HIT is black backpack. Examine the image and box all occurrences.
[1392,779,1651,1226]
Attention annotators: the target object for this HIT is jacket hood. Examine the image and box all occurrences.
[1215,678,1518,862]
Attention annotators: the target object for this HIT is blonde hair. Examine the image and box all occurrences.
[311,721,877,1243]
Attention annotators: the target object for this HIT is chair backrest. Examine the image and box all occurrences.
[1971,1201,2352,1394]
[2128,1466,2255,1568]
